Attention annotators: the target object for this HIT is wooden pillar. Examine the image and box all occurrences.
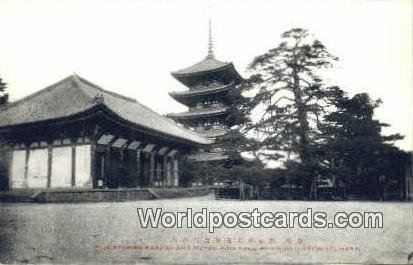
[119,148,125,188]
[100,154,105,187]
[136,150,141,186]
[162,156,166,188]
[46,145,53,188]
[162,155,169,188]
[5,148,13,191]
[157,160,162,188]
[173,158,179,187]
[149,153,155,187]
[105,146,111,188]
[90,141,97,188]
[23,146,30,188]
[71,144,76,187]
[166,157,171,187]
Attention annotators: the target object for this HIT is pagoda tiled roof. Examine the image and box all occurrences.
[196,129,228,138]
[171,58,231,76]
[0,74,212,145]
[169,83,233,98]
[167,106,228,119]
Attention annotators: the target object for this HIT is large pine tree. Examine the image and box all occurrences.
[318,93,406,200]
[246,28,341,197]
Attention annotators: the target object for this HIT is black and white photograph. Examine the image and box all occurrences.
[0,0,412,264]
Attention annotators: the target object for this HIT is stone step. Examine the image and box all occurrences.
[0,190,37,202]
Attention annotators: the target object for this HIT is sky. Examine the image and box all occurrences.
[0,0,412,151]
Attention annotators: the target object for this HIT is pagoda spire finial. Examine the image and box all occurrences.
[206,17,215,59]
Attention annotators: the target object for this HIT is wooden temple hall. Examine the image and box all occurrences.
[0,75,212,191]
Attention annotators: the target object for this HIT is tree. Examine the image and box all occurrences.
[0,78,8,105]
[246,28,340,197]
[318,93,406,200]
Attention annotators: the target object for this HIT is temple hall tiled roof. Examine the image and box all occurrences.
[0,74,212,145]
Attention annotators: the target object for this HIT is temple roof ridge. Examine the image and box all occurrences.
[0,74,212,145]
[73,75,137,103]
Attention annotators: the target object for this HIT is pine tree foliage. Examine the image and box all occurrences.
[0,78,8,105]
[317,93,406,199]
[246,28,340,165]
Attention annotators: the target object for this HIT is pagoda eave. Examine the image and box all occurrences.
[167,109,229,120]
[196,130,228,138]
[169,84,233,98]
[168,87,234,106]
[172,63,243,80]
[171,57,232,76]
[171,62,243,87]
[171,63,230,78]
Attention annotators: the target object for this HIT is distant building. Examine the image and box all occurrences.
[0,75,211,191]
[167,20,244,163]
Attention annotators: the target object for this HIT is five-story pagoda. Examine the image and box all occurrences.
[167,22,244,163]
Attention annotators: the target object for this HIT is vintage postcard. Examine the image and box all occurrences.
[0,0,412,264]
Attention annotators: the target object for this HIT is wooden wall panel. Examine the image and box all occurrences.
[75,145,91,188]
[51,146,72,188]
[10,150,26,188]
[27,149,48,188]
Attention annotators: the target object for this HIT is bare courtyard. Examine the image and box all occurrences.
[0,197,412,264]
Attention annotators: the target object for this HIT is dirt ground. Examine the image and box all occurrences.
[0,197,412,264]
